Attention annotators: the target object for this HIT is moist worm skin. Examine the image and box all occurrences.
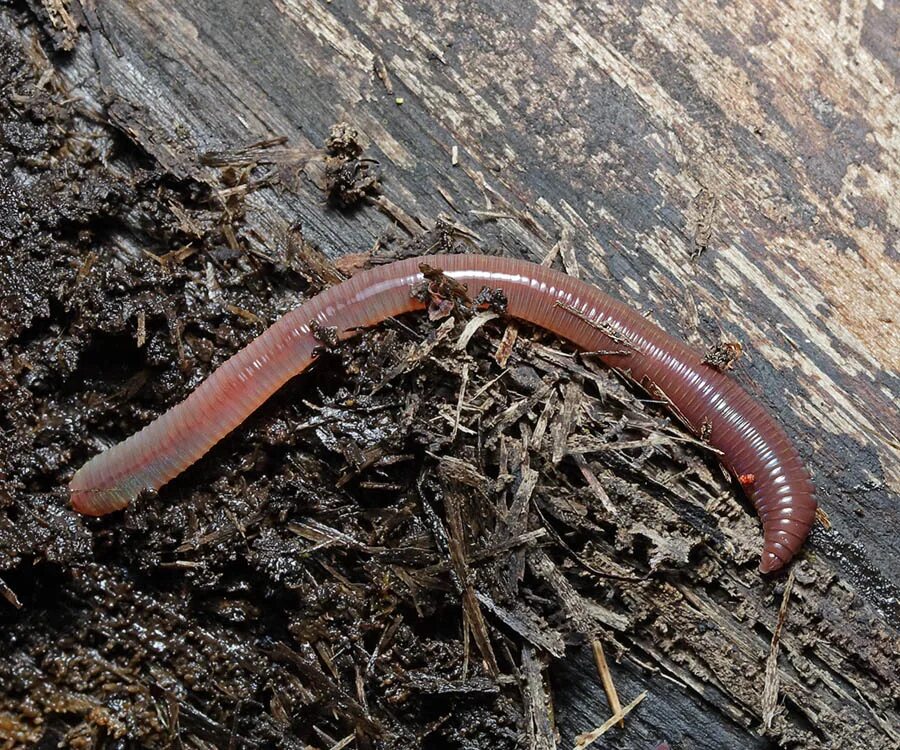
[70,254,816,573]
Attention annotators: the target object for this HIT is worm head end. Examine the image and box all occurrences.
[759,552,786,575]
[69,482,131,516]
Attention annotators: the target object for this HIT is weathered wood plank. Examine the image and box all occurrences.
[63,0,898,583]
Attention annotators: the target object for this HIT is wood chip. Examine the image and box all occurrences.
[477,592,565,658]
[136,309,146,348]
[522,647,557,750]
[541,236,561,266]
[455,311,498,350]
[493,322,518,367]
[367,194,423,235]
[373,54,393,93]
[451,362,469,441]
[550,380,583,464]
[436,455,489,489]
[328,734,356,750]
[444,487,499,677]
[223,303,264,325]
[761,568,795,730]
[573,455,617,517]
[528,550,629,632]
[487,381,554,433]
[557,227,580,279]
[531,390,558,450]
[0,576,22,608]
[503,461,539,590]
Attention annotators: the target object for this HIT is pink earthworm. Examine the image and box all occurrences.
[70,254,816,572]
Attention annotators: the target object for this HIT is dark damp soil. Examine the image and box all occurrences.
[1,9,897,750]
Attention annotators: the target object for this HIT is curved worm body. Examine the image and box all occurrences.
[70,255,815,572]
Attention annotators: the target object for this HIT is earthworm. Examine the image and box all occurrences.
[70,254,816,572]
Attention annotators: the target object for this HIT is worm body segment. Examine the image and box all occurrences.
[70,255,816,572]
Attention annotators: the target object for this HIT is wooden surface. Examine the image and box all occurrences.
[6,0,899,747]
[64,0,900,574]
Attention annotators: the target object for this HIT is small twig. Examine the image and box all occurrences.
[591,640,624,728]
[157,560,205,570]
[414,529,548,578]
[470,367,509,400]
[470,209,521,221]
[223,303,264,325]
[574,691,648,749]
[443,488,500,677]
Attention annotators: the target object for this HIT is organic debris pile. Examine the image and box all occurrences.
[0,26,713,745]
